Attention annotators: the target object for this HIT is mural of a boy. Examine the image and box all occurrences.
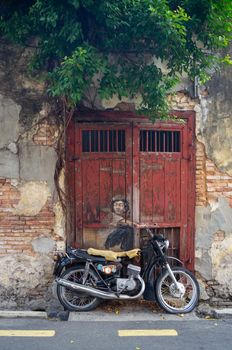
[104,196,134,251]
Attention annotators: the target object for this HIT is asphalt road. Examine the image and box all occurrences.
[0,317,231,350]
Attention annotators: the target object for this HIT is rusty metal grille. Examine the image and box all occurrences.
[140,227,180,259]
[140,130,181,152]
[82,130,125,152]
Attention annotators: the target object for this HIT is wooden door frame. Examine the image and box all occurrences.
[65,110,196,270]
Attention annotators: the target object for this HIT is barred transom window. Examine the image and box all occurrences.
[82,130,125,152]
[140,130,181,152]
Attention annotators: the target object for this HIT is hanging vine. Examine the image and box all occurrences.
[0,0,231,121]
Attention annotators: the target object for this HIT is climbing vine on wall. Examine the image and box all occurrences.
[0,0,232,119]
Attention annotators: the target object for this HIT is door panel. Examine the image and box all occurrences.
[82,159,100,224]
[74,124,133,249]
[152,159,165,222]
[139,153,182,223]
[164,157,181,222]
[99,159,113,223]
[140,157,154,222]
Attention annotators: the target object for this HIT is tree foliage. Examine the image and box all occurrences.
[0,0,232,118]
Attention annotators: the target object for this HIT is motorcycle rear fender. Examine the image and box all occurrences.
[53,256,76,277]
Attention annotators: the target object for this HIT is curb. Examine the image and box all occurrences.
[0,311,47,319]
[1,308,232,321]
[0,310,70,321]
[196,303,232,320]
[213,309,232,319]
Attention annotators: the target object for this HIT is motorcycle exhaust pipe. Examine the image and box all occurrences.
[56,276,145,300]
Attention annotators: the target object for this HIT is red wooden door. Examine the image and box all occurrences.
[66,112,195,270]
[133,120,194,268]
[73,123,133,249]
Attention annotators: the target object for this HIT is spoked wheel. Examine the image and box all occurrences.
[155,267,199,314]
[57,266,101,311]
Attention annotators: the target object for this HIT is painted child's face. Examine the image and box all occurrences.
[113,200,126,215]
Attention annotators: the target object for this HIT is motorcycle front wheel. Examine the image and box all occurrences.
[57,266,101,311]
[155,267,199,314]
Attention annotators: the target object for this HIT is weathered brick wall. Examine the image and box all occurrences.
[195,142,207,206]
[0,178,55,256]
[33,119,59,146]
[205,159,232,205]
[0,120,65,309]
[0,39,65,310]
[195,142,232,207]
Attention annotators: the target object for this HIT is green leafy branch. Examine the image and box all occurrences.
[0,0,231,118]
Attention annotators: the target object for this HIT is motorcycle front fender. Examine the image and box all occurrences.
[166,256,184,266]
[143,261,158,302]
[143,257,184,301]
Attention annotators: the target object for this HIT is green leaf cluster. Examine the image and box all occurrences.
[0,0,231,118]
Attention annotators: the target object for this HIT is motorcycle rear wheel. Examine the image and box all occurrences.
[57,266,101,311]
[155,267,199,314]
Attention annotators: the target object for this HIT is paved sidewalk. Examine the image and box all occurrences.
[1,300,232,321]
[67,299,198,321]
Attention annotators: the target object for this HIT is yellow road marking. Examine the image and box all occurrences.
[0,330,55,337]
[118,329,178,337]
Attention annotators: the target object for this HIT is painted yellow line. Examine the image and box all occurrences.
[0,330,55,337]
[118,329,178,337]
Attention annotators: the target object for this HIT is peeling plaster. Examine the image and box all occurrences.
[0,94,21,148]
[0,254,54,310]
[101,94,143,110]
[13,181,50,216]
[195,197,232,293]
[197,65,232,175]
[0,150,19,179]
[53,201,65,238]
[7,142,18,154]
[31,236,56,254]
[10,179,19,187]
[19,142,57,193]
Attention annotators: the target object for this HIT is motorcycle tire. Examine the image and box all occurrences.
[57,266,101,312]
[155,266,200,314]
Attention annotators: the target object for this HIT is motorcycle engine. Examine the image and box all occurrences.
[117,264,141,293]
[117,278,137,292]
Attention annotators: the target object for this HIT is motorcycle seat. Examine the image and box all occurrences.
[87,248,141,262]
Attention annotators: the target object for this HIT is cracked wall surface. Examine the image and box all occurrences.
[197,61,232,175]
[168,87,232,304]
[195,60,232,303]
[0,39,65,310]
